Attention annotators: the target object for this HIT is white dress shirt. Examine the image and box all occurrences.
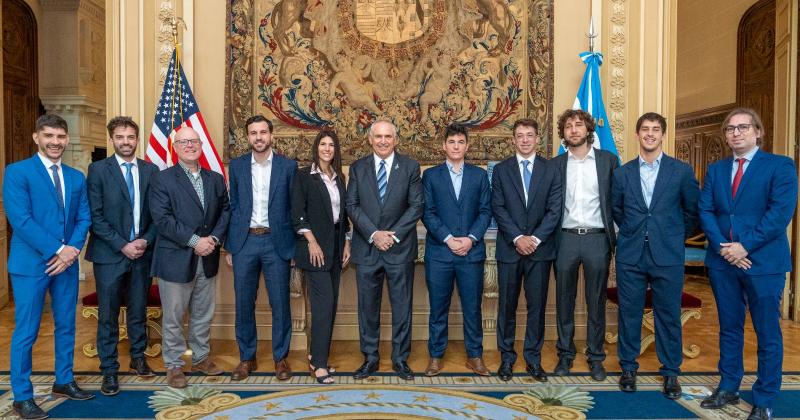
[37,152,66,203]
[562,148,603,229]
[373,152,395,180]
[115,154,141,237]
[513,153,541,246]
[250,151,272,228]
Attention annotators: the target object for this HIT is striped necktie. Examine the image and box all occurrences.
[377,160,387,203]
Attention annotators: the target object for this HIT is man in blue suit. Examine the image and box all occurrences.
[225,115,297,381]
[698,108,797,420]
[611,112,699,399]
[3,114,93,419]
[422,124,492,377]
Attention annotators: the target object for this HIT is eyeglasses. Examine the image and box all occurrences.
[173,138,202,147]
[723,124,752,134]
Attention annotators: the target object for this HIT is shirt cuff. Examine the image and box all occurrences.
[210,236,220,245]
[468,234,478,244]
[444,234,454,243]
[391,234,400,243]
[513,235,523,244]
[346,231,352,241]
[187,234,201,248]
[55,244,65,256]
[368,231,376,244]
[531,235,541,246]
[298,228,311,234]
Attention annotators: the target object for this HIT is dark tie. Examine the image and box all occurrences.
[50,164,64,209]
[731,158,745,199]
[522,160,532,197]
[377,160,387,203]
[123,162,136,240]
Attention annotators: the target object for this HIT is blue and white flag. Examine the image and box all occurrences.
[558,51,619,156]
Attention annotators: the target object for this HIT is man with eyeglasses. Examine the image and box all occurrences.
[699,108,797,420]
[491,119,562,382]
[149,126,230,388]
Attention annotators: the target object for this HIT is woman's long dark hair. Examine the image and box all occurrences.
[311,129,344,181]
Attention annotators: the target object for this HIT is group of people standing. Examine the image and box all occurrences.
[4,106,796,420]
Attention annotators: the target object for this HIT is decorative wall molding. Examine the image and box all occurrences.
[607,0,627,156]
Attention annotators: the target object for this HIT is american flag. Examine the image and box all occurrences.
[146,49,225,176]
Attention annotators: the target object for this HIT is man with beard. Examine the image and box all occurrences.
[85,117,160,396]
[611,112,699,399]
[225,115,297,381]
[550,109,618,381]
[4,114,93,419]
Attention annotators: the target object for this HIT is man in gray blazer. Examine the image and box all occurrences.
[346,119,424,380]
[551,109,618,381]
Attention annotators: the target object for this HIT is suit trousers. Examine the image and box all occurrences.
[616,243,684,376]
[425,259,484,358]
[159,263,216,369]
[496,258,551,365]
[94,257,152,374]
[232,232,291,362]
[307,226,342,369]
[356,260,415,363]
[555,231,610,362]
[710,266,784,408]
[10,272,79,401]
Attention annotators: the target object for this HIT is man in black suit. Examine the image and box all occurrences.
[85,117,159,396]
[492,118,562,382]
[551,109,618,381]
[149,127,230,388]
[346,119,424,380]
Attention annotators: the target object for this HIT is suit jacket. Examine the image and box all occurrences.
[552,148,619,248]
[612,154,700,267]
[85,156,159,264]
[699,149,798,275]
[346,153,424,265]
[422,162,492,263]
[3,155,91,277]
[225,152,296,261]
[491,155,562,263]
[149,164,230,283]
[291,166,350,271]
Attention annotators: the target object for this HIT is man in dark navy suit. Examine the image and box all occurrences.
[225,115,297,381]
[492,119,562,382]
[85,117,159,396]
[699,108,797,420]
[611,112,699,399]
[421,124,492,376]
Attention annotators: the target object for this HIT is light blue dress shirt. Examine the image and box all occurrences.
[639,152,663,208]
[446,160,463,200]
[730,146,758,185]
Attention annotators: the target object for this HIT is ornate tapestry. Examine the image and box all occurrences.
[226,0,553,164]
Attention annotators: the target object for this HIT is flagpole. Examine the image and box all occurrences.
[161,13,187,166]
[587,17,597,53]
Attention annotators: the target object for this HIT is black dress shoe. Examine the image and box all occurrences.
[51,381,94,401]
[747,407,773,420]
[393,361,414,380]
[129,357,155,377]
[101,374,120,396]
[553,357,572,376]
[589,361,607,381]
[12,399,49,420]
[352,360,379,380]
[700,388,740,409]
[662,376,682,400]
[619,370,637,392]
[498,362,514,381]
[525,364,548,382]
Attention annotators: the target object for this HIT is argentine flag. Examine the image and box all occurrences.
[558,51,619,156]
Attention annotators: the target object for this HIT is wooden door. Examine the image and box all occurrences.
[737,0,775,152]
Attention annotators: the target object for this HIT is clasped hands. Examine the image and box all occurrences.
[515,235,538,256]
[446,237,473,256]
[122,239,148,260]
[45,245,81,276]
[372,230,396,252]
[193,236,217,257]
[720,241,750,270]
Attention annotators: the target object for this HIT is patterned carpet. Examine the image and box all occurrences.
[2,372,800,419]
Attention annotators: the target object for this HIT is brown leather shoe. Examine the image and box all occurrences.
[425,358,443,377]
[193,358,223,376]
[466,357,491,376]
[231,360,258,381]
[166,367,188,388]
[275,358,292,380]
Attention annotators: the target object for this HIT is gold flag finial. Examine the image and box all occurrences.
[158,8,187,47]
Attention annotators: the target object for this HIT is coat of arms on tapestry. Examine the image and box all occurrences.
[226,0,553,164]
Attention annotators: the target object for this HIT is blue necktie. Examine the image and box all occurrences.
[123,162,136,240]
[377,160,387,203]
[50,164,64,209]
[522,160,532,198]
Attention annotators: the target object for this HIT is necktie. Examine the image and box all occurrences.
[522,160,532,198]
[377,160,387,203]
[51,164,64,209]
[123,162,136,240]
[731,158,745,199]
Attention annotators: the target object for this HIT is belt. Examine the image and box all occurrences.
[249,227,271,235]
[562,227,605,235]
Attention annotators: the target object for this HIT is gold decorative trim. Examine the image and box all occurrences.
[156,393,242,420]
[608,0,627,156]
[157,1,178,84]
